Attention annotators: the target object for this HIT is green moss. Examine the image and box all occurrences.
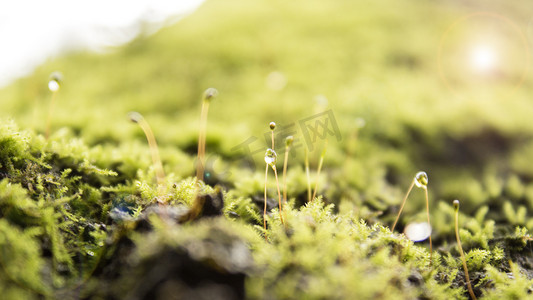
[0,117,530,297]
[0,121,31,173]
[0,219,48,297]
[483,262,533,300]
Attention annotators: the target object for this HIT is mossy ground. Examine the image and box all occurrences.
[1,0,533,299]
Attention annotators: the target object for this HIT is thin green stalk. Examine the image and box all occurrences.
[305,148,311,202]
[185,88,218,221]
[311,141,327,201]
[272,165,284,225]
[424,187,433,262]
[454,200,477,300]
[282,150,289,205]
[196,88,218,183]
[264,163,269,240]
[270,122,276,149]
[129,112,165,186]
[392,172,432,262]
[391,180,415,232]
[282,136,294,205]
[196,100,210,182]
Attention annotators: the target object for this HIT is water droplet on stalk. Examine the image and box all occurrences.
[414,171,428,188]
[48,71,62,92]
[264,148,277,166]
[48,80,59,92]
[453,199,460,210]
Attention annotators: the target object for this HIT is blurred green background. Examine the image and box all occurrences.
[2,0,533,234]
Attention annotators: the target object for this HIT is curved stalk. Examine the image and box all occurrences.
[454,200,477,300]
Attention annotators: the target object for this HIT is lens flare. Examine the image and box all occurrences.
[470,45,497,72]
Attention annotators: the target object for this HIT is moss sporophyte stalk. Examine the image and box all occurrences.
[197,87,218,183]
[128,111,165,187]
[282,135,294,205]
[186,87,218,221]
[391,171,432,260]
[454,199,477,300]
[264,148,282,238]
[311,140,327,202]
[305,147,311,202]
[264,123,285,235]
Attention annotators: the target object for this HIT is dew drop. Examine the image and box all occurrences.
[404,222,432,242]
[414,171,428,188]
[269,122,276,130]
[264,148,277,166]
[48,80,60,92]
[453,199,460,210]
[48,71,63,92]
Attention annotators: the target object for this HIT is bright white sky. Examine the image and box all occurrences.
[0,0,204,87]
